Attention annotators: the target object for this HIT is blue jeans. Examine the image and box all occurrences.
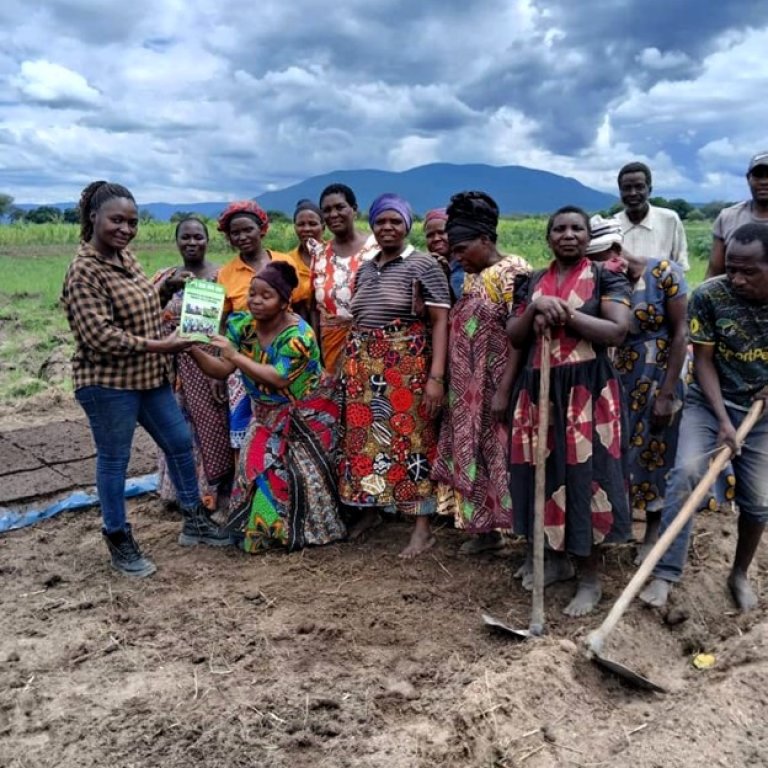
[75,384,201,533]
[653,391,768,583]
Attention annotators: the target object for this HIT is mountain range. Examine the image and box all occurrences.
[20,163,617,220]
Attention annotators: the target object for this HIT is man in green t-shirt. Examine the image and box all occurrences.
[640,222,768,612]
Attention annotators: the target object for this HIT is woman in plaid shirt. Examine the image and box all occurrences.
[62,181,231,577]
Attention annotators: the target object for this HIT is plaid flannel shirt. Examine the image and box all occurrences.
[61,242,169,390]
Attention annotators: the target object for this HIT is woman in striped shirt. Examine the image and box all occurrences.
[337,193,451,558]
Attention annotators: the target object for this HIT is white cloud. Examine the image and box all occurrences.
[637,47,691,70]
[0,1,766,205]
[612,27,768,197]
[388,136,441,171]
[12,59,100,107]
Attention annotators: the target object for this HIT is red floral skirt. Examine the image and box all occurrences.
[338,321,438,508]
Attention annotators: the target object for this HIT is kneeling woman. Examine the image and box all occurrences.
[191,262,346,552]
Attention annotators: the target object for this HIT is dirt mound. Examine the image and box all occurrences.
[0,389,80,431]
[1,498,766,767]
[37,347,72,386]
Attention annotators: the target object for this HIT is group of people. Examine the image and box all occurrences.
[60,151,768,619]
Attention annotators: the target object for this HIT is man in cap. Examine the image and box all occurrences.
[706,151,768,278]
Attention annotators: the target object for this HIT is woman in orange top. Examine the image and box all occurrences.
[284,199,325,321]
[216,201,289,448]
[312,184,378,376]
[217,201,289,315]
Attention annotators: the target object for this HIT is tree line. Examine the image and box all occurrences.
[0,194,295,226]
[604,196,735,221]
[0,192,737,225]
[0,195,161,225]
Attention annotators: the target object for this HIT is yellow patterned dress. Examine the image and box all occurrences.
[433,255,530,530]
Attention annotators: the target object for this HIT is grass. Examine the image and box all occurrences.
[0,218,713,404]
[0,293,65,400]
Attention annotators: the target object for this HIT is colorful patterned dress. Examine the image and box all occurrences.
[217,251,291,448]
[508,258,632,556]
[432,255,530,531]
[224,314,345,552]
[151,267,232,510]
[311,235,378,375]
[338,248,451,513]
[615,259,687,514]
[616,259,736,514]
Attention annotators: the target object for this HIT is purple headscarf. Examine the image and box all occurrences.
[368,193,413,232]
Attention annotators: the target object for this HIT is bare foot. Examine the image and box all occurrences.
[728,569,758,612]
[634,514,660,565]
[522,553,575,591]
[639,578,671,608]
[514,550,532,579]
[348,509,383,540]
[633,540,656,566]
[563,574,602,617]
[399,527,436,559]
[459,531,504,555]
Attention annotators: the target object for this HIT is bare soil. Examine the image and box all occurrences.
[2,401,768,767]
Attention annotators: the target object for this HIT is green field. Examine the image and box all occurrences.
[0,219,713,403]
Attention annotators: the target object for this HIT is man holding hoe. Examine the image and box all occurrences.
[640,223,768,613]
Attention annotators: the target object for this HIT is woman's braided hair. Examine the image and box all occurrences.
[78,181,135,242]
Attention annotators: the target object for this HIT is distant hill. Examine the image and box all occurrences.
[127,202,230,221]
[255,163,616,215]
[15,163,616,220]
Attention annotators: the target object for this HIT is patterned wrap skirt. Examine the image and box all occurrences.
[432,296,513,532]
[228,372,251,449]
[338,321,438,513]
[622,347,736,515]
[226,388,346,552]
[320,317,353,378]
[158,351,232,509]
[509,355,631,557]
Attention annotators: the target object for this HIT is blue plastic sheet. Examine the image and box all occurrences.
[0,474,158,533]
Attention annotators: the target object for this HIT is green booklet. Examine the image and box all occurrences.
[178,279,226,341]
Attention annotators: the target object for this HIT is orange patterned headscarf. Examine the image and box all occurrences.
[424,207,448,225]
[217,200,270,235]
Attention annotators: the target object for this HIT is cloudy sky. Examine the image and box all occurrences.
[1,0,766,204]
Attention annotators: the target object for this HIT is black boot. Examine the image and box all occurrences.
[103,524,157,577]
[179,505,231,547]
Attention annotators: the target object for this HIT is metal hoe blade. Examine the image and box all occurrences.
[589,652,666,693]
[584,400,764,693]
[482,613,542,640]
